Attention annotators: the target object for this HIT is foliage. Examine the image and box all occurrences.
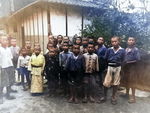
[81,0,150,50]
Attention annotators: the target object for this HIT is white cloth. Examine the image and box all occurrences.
[0,47,13,68]
[17,55,30,68]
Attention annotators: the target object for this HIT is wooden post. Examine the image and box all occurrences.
[65,6,68,36]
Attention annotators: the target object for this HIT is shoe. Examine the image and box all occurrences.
[6,95,16,100]
[10,89,17,93]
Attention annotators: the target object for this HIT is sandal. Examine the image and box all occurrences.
[74,99,80,104]
[23,88,28,91]
[67,99,74,103]
[82,98,88,103]
[111,99,117,105]
[97,97,107,103]
[128,98,135,103]
[120,94,129,98]
[6,95,16,100]
[89,97,95,103]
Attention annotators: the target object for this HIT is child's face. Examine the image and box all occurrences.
[62,44,69,51]
[73,45,80,56]
[47,44,54,51]
[49,50,56,57]
[87,44,94,53]
[21,49,27,56]
[128,38,135,46]
[34,46,41,56]
[1,37,8,47]
[26,41,31,49]
[57,36,62,43]
[63,37,69,43]
[97,37,103,45]
[48,35,54,42]
[82,40,88,45]
[76,38,81,45]
[111,37,119,48]
[69,46,73,52]
[11,39,17,47]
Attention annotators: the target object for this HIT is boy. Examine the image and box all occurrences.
[63,36,69,43]
[82,42,99,103]
[25,40,33,56]
[65,44,85,104]
[9,38,20,83]
[80,37,88,55]
[98,36,125,105]
[75,37,82,46]
[48,35,54,43]
[95,37,107,90]
[57,35,63,52]
[59,42,72,96]
[44,48,60,96]
[28,46,45,94]
[120,37,140,103]
[68,41,73,52]
[0,36,16,104]
[17,48,31,91]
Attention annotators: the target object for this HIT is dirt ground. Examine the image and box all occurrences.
[1,83,150,113]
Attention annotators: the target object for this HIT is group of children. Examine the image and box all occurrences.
[0,34,140,105]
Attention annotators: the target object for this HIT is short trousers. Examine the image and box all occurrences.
[103,66,121,87]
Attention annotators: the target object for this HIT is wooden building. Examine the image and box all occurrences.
[0,0,100,52]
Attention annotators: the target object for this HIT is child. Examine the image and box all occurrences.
[9,38,20,69]
[82,42,99,103]
[80,37,88,55]
[25,40,33,56]
[65,44,85,104]
[75,37,82,46]
[95,37,107,90]
[57,35,63,52]
[68,41,73,52]
[44,48,60,96]
[28,45,45,94]
[59,42,72,96]
[17,48,31,91]
[63,36,69,43]
[48,35,54,43]
[120,37,140,103]
[0,36,16,104]
[98,36,125,105]
[9,38,20,83]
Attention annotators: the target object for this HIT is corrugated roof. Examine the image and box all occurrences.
[46,0,100,8]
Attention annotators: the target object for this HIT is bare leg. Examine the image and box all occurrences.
[68,85,74,103]
[112,85,117,101]
[129,88,135,103]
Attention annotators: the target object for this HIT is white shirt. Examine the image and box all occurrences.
[17,55,30,68]
[9,46,20,61]
[0,47,13,68]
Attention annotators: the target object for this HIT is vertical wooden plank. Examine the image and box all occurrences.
[41,8,44,52]
[65,6,68,36]
[36,8,39,42]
